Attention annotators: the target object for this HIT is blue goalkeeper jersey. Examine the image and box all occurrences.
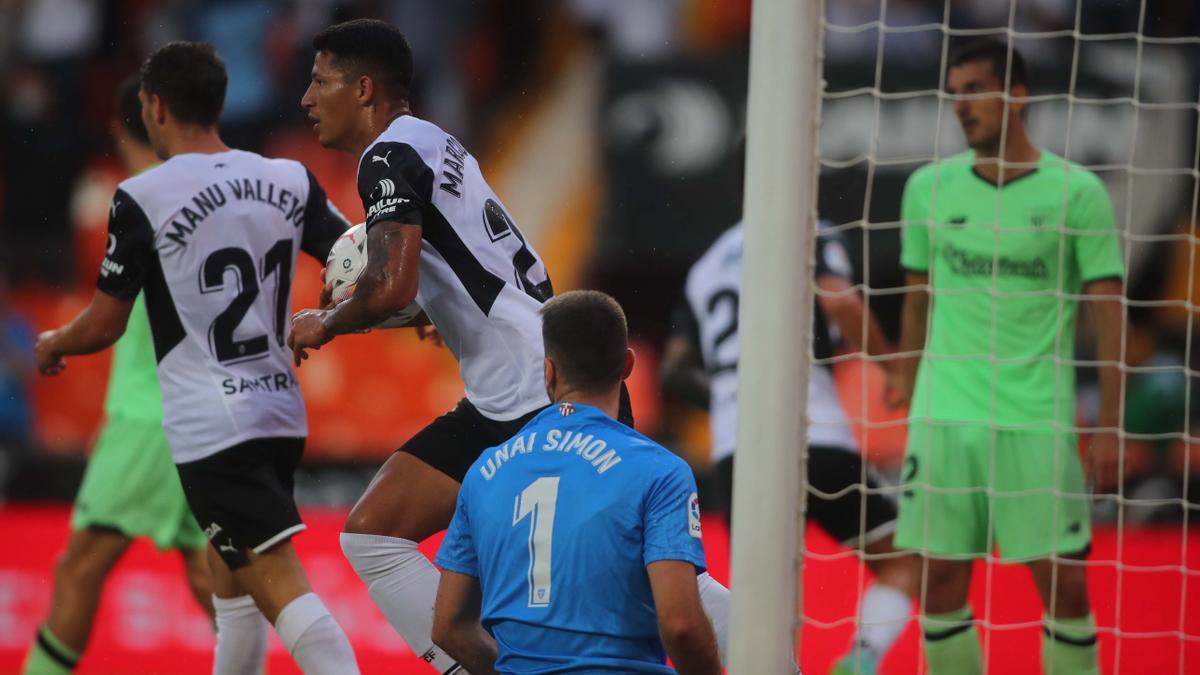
[436,401,708,674]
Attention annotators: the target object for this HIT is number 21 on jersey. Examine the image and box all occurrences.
[513,476,559,608]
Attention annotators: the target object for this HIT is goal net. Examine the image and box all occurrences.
[731,1,1200,673]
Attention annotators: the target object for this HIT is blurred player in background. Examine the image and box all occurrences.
[661,219,918,675]
[432,290,721,675]
[20,75,214,675]
[889,40,1124,675]
[34,43,357,674]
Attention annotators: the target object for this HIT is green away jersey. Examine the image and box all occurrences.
[900,150,1124,427]
[103,293,162,421]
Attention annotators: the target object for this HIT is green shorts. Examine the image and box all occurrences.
[894,420,1091,562]
[71,416,206,551]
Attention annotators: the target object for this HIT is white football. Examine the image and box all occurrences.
[325,223,423,329]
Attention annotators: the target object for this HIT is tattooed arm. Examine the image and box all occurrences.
[289,220,421,365]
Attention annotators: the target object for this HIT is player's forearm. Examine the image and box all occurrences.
[437,624,499,675]
[1087,286,1125,428]
[824,295,896,359]
[323,221,420,336]
[896,287,930,378]
[660,621,722,675]
[52,304,126,356]
[320,281,409,336]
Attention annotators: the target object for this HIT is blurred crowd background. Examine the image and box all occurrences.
[0,0,1198,523]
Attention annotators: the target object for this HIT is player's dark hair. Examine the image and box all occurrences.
[139,41,227,126]
[312,19,414,101]
[541,291,629,394]
[949,39,1029,90]
[114,75,150,145]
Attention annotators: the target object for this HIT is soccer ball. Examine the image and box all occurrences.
[325,223,423,329]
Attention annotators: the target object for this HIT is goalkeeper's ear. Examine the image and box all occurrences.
[1010,81,1031,118]
[544,356,558,400]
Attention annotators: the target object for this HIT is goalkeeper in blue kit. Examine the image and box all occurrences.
[432,290,721,674]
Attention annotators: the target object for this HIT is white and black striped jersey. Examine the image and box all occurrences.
[674,220,858,463]
[97,150,349,463]
[357,115,552,421]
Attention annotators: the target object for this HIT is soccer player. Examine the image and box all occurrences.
[661,220,918,675]
[20,75,214,675]
[291,19,720,672]
[889,40,1124,675]
[432,290,721,675]
[34,43,359,675]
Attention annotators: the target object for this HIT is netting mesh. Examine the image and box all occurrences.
[804,1,1200,673]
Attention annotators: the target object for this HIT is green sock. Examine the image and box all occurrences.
[923,606,983,675]
[1044,614,1099,675]
[22,626,79,675]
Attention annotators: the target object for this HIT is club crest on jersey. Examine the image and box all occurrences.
[688,492,702,538]
[1027,207,1058,229]
[559,402,575,416]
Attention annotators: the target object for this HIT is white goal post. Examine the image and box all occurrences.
[728,0,825,672]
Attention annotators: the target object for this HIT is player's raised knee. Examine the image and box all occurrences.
[341,503,385,536]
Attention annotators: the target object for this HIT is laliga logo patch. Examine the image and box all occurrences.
[559,402,574,416]
[688,492,702,538]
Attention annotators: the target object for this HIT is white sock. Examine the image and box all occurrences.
[340,532,464,672]
[696,572,730,665]
[274,593,360,675]
[853,584,911,661]
[213,594,268,675]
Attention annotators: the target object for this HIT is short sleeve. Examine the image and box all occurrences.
[1069,173,1125,284]
[435,482,480,577]
[814,224,853,282]
[899,170,930,273]
[643,457,707,573]
[96,189,154,299]
[357,142,430,231]
[300,170,350,261]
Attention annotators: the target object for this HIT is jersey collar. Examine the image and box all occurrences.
[358,113,413,166]
[968,149,1048,189]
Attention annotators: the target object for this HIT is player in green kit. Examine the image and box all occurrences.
[22,77,214,675]
[889,41,1124,675]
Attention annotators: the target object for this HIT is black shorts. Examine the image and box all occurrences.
[176,437,306,570]
[402,383,636,482]
[715,444,898,547]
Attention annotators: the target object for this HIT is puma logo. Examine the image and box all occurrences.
[372,150,392,167]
